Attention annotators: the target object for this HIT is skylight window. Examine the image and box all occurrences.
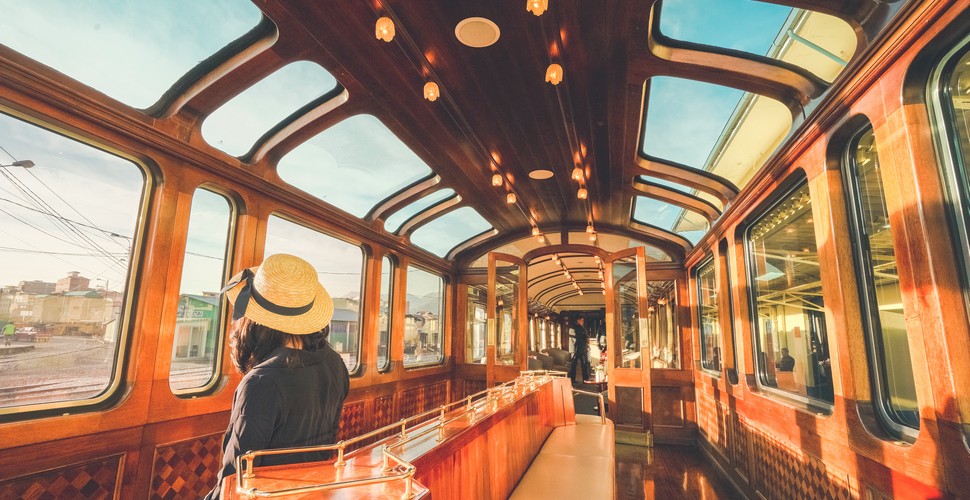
[202,61,339,157]
[0,0,262,109]
[657,0,856,83]
[410,207,494,258]
[642,76,792,189]
[638,175,724,211]
[277,115,435,219]
[384,189,457,234]
[633,196,709,245]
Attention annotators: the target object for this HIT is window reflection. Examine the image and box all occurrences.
[613,256,641,369]
[377,256,393,372]
[495,261,518,365]
[647,280,679,369]
[845,126,919,431]
[747,181,834,405]
[170,189,232,393]
[403,267,444,367]
[465,282,487,364]
[696,259,721,374]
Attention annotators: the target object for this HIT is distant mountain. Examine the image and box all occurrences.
[406,293,440,315]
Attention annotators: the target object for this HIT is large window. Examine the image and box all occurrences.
[843,125,919,435]
[746,180,834,406]
[696,259,721,374]
[0,111,145,414]
[264,215,363,373]
[377,256,393,372]
[403,266,444,367]
[495,259,519,365]
[169,188,233,394]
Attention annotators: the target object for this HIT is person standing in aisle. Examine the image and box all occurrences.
[567,316,591,383]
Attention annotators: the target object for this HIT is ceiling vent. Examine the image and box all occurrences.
[455,17,500,48]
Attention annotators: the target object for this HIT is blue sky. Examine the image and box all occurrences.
[0,0,261,109]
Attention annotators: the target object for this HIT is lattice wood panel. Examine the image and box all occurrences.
[749,423,853,500]
[337,400,367,449]
[399,386,426,420]
[732,413,750,483]
[150,433,222,500]
[696,394,728,457]
[0,454,123,500]
[426,381,448,411]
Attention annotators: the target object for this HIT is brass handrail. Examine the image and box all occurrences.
[234,371,558,498]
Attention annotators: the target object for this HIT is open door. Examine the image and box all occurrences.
[487,252,527,386]
[605,246,651,434]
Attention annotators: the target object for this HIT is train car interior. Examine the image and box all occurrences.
[2,0,970,498]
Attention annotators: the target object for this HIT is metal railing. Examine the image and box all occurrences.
[571,388,607,424]
[233,371,562,498]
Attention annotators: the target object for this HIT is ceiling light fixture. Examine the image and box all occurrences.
[571,166,583,181]
[424,82,439,101]
[491,173,503,186]
[532,226,540,237]
[506,192,517,204]
[529,169,554,180]
[577,187,587,200]
[586,223,594,234]
[375,17,395,42]
[588,231,597,242]
[545,63,563,85]
[527,0,549,16]
[538,234,546,244]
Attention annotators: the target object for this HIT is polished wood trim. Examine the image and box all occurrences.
[367,174,442,223]
[632,177,721,223]
[635,155,738,206]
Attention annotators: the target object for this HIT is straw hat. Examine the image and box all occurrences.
[221,254,333,335]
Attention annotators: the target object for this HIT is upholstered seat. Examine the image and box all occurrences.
[541,348,572,372]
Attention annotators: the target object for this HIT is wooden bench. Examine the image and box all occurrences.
[509,390,616,499]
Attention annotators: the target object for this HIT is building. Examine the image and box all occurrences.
[174,294,220,360]
[55,271,90,293]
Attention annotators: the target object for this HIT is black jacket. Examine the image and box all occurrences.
[206,344,350,499]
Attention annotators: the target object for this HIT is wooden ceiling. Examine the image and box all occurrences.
[183,0,900,266]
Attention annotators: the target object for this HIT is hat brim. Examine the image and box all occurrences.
[225,266,334,335]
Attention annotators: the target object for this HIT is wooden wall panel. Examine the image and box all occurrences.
[616,386,644,427]
[0,454,124,500]
[149,434,222,500]
[652,386,685,428]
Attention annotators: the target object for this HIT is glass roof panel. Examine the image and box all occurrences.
[384,189,456,234]
[633,196,708,245]
[410,207,493,258]
[0,0,262,109]
[203,61,339,157]
[642,76,792,190]
[657,0,856,82]
[277,115,433,218]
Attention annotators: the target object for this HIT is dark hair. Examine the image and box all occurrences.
[229,317,330,374]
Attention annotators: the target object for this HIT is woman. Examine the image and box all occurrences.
[206,254,350,500]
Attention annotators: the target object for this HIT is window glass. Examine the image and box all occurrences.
[403,266,444,367]
[844,126,919,431]
[264,215,362,372]
[377,256,393,372]
[641,77,792,189]
[202,61,339,157]
[170,189,232,393]
[496,259,519,365]
[409,206,493,258]
[658,0,856,83]
[384,189,457,234]
[747,181,834,405]
[633,196,709,245]
[465,283,487,364]
[278,115,436,219]
[696,259,721,374]
[0,0,262,109]
[0,111,144,413]
[936,45,970,299]
[647,280,680,369]
[613,255,641,369]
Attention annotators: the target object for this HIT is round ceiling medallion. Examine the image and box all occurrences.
[529,169,554,180]
[455,17,500,48]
